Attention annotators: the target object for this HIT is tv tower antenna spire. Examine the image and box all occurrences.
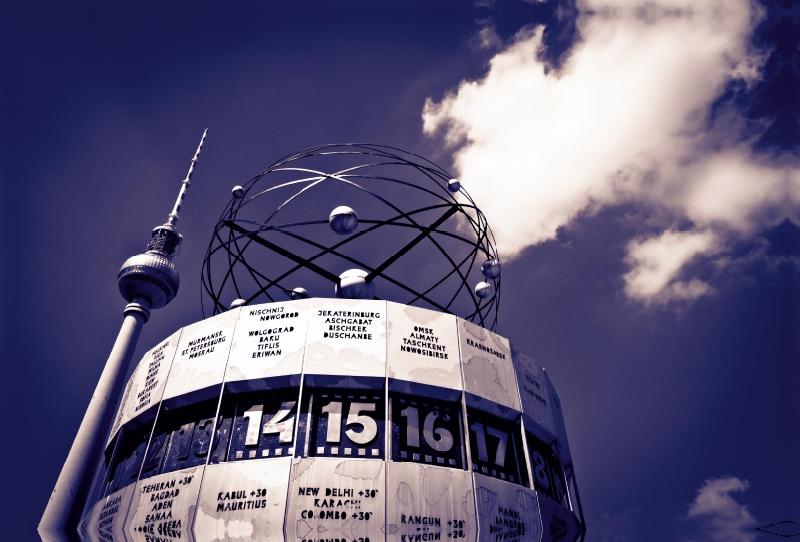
[39,130,209,542]
[168,127,206,227]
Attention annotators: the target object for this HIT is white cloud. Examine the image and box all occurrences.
[423,0,799,304]
[624,230,718,303]
[684,477,757,542]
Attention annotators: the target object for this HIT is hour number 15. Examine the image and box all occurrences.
[321,401,378,445]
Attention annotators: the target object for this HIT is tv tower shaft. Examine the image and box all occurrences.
[38,130,208,542]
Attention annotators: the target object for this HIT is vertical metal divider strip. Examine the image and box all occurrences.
[556,448,575,512]
[97,414,126,503]
[457,407,467,472]
[131,325,185,481]
[512,352,545,542]
[290,300,311,458]
[136,328,184,478]
[90,364,138,528]
[454,318,477,542]
[108,332,153,448]
[566,466,586,536]
[80,432,121,527]
[559,450,581,521]
[541,381,568,516]
[564,466,576,512]
[513,358,545,542]
[510,430,524,487]
[518,419,534,489]
[286,298,313,540]
[544,368,584,538]
[190,307,243,539]
[303,396,313,457]
[510,353,534,491]
[134,413,165,484]
[383,299,390,542]
[222,402,237,465]
[564,466,576,523]
[519,417,545,542]
[122,404,164,540]
[118,326,185,540]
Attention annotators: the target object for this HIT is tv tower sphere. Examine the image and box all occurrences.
[117,250,180,309]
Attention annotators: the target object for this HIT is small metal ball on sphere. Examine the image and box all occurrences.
[475,281,492,298]
[232,186,244,198]
[290,287,309,300]
[447,179,461,193]
[481,258,501,279]
[335,269,375,300]
[329,206,358,235]
[230,298,247,309]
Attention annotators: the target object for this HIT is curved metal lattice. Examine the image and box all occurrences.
[201,144,501,330]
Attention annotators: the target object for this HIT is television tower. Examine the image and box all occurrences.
[38,130,208,542]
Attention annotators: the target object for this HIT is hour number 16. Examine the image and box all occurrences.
[400,406,454,452]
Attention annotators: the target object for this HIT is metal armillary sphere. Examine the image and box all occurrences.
[201,143,502,330]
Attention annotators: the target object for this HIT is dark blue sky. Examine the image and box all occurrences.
[1,1,798,541]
